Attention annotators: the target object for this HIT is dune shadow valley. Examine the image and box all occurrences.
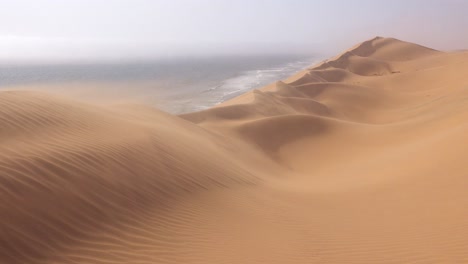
[1,37,468,263]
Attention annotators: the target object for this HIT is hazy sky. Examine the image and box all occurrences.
[1,0,467,62]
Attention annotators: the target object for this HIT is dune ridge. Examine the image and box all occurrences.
[1,37,468,263]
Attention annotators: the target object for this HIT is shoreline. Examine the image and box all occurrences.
[0,55,318,114]
[1,37,468,263]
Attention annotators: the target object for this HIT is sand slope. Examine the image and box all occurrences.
[2,37,468,263]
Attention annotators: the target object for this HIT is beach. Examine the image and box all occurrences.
[0,55,315,113]
[1,37,467,263]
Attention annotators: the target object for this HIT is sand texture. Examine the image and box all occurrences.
[1,37,468,263]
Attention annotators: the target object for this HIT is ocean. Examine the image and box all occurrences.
[0,55,317,114]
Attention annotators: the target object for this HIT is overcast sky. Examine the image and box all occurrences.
[1,0,467,62]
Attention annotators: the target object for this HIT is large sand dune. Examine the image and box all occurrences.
[1,37,468,263]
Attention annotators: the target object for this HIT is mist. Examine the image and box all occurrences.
[1,0,467,62]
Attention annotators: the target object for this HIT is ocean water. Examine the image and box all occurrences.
[0,55,317,114]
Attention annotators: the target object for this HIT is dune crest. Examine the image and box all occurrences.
[2,37,468,263]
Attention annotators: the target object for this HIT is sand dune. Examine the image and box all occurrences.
[1,37,468,263]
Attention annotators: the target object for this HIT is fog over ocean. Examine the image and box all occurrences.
[0,55,317,113]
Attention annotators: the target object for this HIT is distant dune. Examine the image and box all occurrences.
[1,37,468,263]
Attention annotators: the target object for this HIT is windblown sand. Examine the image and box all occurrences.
[1,37,467,263]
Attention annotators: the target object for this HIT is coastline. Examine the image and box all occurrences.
[1,37,468,263]
[0,55,317,114]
